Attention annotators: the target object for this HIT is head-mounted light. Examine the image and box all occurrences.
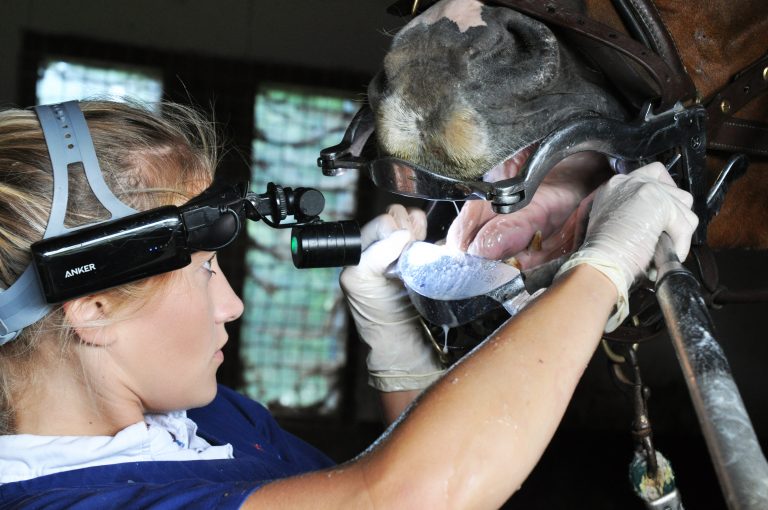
[0,101,361,345]
[0,101,138,344]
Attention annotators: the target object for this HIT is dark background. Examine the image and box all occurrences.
[2,2,766,508]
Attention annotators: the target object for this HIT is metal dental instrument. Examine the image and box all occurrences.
[320,102,708,227]
[392,242,564,327]
[655,145,767,508]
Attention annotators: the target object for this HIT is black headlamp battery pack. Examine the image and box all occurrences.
[31,207,190,303]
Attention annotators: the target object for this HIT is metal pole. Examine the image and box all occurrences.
[654,233,768,509]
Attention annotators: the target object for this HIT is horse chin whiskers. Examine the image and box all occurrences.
[378,94,495,179]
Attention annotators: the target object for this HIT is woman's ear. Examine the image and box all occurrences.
[62,295,113,346]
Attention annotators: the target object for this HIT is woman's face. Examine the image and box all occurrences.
[97,252,244,414]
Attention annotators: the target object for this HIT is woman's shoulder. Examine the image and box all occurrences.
[0,386,333,510]
[0,386,334,510]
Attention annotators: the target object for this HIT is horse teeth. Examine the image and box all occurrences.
[504,256,521,269]
[529,230,542,252]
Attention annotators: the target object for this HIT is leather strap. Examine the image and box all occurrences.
[610,0,691,96]
[706,52,768,157]
[709,120,768,158]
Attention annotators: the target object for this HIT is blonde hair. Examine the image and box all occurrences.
[0,100,219,434]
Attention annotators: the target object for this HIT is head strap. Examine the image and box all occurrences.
[0,101,137,345]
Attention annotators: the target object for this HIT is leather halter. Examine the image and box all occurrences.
[485,0,696,111]
[485,0,768,155]
[705,53,768,158]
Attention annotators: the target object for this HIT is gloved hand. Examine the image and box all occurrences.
[340,204,445,392]
[554,162,699,332]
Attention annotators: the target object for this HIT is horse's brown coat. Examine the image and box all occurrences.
[586,0,768,247]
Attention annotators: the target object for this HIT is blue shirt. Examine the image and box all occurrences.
[0,386,335,509]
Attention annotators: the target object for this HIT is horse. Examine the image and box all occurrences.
[369,0,768,262]
[341,0,768,507]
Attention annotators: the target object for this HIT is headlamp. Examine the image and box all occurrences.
[0,101,361,345]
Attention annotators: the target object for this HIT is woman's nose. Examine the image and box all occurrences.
[222,283,244,323]
[213,266,244,323]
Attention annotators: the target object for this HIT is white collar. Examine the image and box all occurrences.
[0,411,233,484]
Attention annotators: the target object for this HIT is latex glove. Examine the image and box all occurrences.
[555,162,699,332]
[340,204,445,391]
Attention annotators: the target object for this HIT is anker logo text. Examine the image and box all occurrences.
[64,264,96,278]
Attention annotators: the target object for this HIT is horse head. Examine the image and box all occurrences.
[371,0,626,180]
[368,0,768,261]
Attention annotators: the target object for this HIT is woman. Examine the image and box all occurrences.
[0,100,696,509]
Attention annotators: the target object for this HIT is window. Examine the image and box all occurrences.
[241,85,359,415]
[36,59,162,105]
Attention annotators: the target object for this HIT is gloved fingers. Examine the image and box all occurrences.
[631,163,695,209]
[360,213,399,251]
[386,205,427,242]
[664,184,695,208]
[592,165,691,221]
[356,229,414,276]
[386,203,412,230]
[634,162,697,261]
[631,161,667,181]
[604,162,674,195]
[406,207,428,241]
[360,205,427,251]
[665,202,699,261]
